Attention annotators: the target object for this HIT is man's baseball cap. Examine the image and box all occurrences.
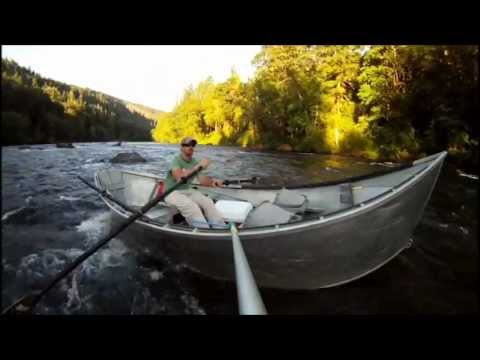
[180,137,197,146]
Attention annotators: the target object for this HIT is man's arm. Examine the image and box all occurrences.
[171,165,201,181]
[170,158,211,182]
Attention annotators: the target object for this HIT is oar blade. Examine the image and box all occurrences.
[2,292,40,315]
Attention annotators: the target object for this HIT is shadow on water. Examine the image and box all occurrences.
[1,143,478,314]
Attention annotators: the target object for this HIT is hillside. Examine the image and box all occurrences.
[124,101,164,123]
[1,58,164,145]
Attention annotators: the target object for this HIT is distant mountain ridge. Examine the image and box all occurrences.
[124,101,164,123]
[1,58,165,145]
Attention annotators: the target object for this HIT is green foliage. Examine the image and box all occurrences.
[251,46,322,146]
[150,44,477,166]
[357,45,478,162]
[295,125,329,154]
[152,71,249,146]
[339,129,373,158]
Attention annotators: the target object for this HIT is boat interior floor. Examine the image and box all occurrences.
[137,187,336,230]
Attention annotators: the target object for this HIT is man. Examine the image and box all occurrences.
[163,137,226,229]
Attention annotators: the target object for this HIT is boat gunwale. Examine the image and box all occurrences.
[95,151,447,238]
[226,163,414,190]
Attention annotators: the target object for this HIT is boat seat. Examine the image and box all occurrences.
[140,181,180,222]
[273,188,308,214]
[244,201,299,228]
[339,183,354,206]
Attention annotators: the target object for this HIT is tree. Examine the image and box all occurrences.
[2,111,32,145]
[357,45,419,159]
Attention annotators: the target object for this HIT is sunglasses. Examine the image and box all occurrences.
[181,142,196,148]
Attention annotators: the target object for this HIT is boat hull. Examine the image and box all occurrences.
[101,152,445,290]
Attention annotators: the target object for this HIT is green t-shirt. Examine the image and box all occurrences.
[164,154,199,191]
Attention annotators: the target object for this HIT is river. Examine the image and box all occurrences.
[1,142,477,314]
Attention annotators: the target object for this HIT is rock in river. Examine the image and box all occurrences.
[110,152,147,164]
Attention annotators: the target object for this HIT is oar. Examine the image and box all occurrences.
[223,177,260,186]
[230,223,267,315]
[2,166,204,315]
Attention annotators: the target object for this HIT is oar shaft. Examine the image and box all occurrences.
[224,177,259,186]
[29,209,144,309]
[230,224,267,315]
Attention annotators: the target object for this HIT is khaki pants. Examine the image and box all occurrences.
[164,189,226,229]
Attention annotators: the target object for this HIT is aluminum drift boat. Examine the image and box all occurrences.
[94,151,447,290]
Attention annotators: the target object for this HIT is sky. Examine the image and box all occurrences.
[1,45,263,111]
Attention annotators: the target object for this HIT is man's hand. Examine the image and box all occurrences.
[211,179,223,187]
[198,158,211,170]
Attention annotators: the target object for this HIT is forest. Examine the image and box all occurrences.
[1,58,157,145]
[2,46,477,168]
[152,45,478,166]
